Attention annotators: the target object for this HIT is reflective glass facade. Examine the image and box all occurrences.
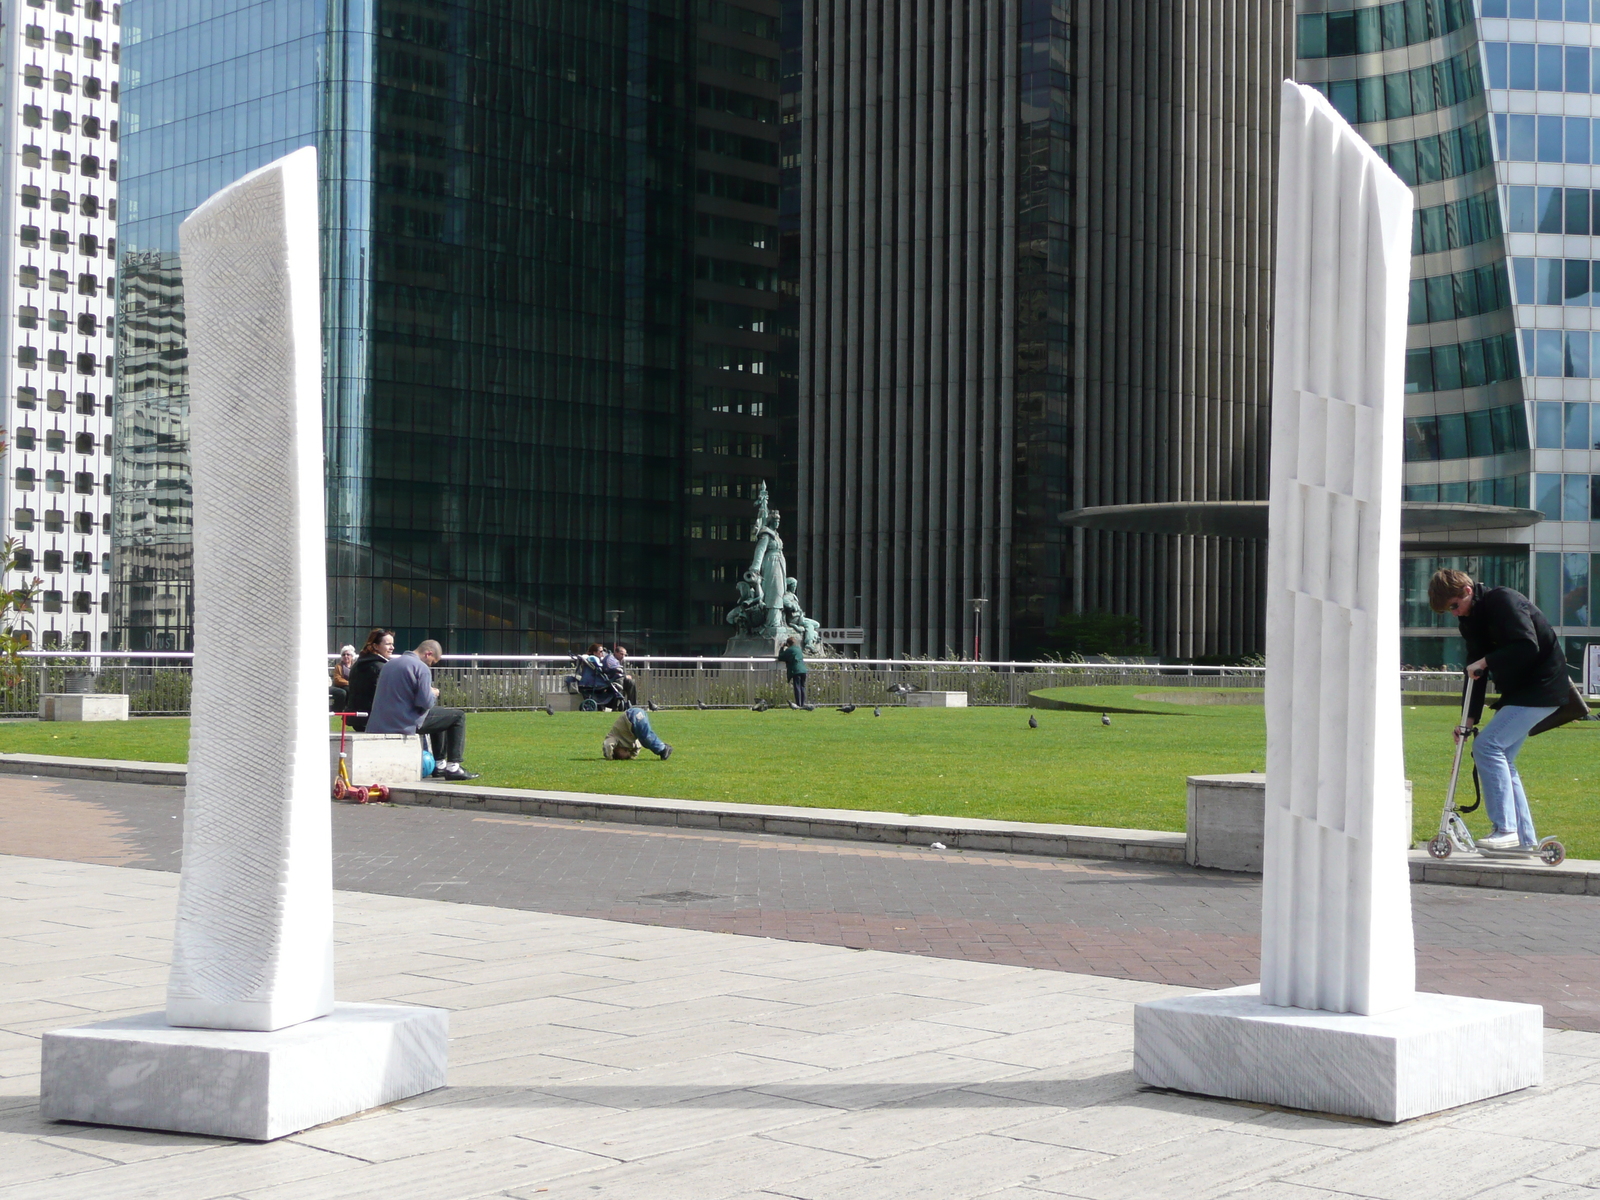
[1297,0,1600,671]
[116,0,789,654]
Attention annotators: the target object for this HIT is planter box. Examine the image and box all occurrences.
[330,732,424,787]
[39,694,128,722]
[1186,773,1413,872]
[905,691,968,707]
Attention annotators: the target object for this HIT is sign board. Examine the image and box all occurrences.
[1586,644,1600,697]
[820,628,865,644]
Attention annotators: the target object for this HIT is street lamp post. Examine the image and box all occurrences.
[970,597,988,662]
[605,608,623,650]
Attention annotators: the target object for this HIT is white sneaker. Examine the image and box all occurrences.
[1479,831,1520,850]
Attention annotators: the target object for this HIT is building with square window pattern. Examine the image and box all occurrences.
[0,0,120,651]
[113,0,788,655]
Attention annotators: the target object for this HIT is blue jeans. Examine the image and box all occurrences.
[1472,704,1557,845]
[626,707,668,756]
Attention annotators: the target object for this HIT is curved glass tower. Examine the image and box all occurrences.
[1298,0,1600,671]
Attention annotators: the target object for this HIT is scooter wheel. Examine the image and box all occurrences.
[332,778,348,801]
[1541,840,1566,866]
[368,784,391,802]
[1427,835,1453,859]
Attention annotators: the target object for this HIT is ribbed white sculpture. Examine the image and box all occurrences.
[39,149,448,1140]
[1131,82,1542,1122]
[1258,79,1415,1017]
[167,146,335,1032]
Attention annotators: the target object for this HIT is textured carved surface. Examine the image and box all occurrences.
[1260,83,1415,1016]
[166,147,334,1031]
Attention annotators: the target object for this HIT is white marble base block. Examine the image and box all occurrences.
[38,694,129,722]
[329,732,423,788]
[40,1002,448,1141]
[904,691,968,707]
[1134,985,1542,1122]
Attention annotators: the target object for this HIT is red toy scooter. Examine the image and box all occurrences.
[331,712,390,804]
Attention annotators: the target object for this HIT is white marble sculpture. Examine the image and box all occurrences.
[167,145,335,1032]
[1131,82,1542,1122]
[39,148,447,1139]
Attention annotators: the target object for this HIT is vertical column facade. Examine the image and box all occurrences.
[798,0,1017,659]
[1070,0,1290,660]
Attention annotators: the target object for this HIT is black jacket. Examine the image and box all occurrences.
[344,652,387,731]
[1458,584,1571,720]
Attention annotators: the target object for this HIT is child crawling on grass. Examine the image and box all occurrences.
[602,706,674,761]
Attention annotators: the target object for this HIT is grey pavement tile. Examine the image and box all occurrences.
[1282,1128,1586,1200]
[1459,1181,1600,1199]
[946,1020,1133,1070]
[544,1020,817,1070]
[1000,1090,1256,1155]
[777,1132,1109,1200]
[445,1051,633,1089]
[741,1019,992,1070]
[547,992,805,1038]
[959,1055,1143,1108]
[728,973,924,1008]
[751,1050,1032,1111]
[36,1123,228,1166]
[1231,1107,1436,1152]
[758,1089,1049,1158]
[1447,1082,1600,1146]
[501,1134,857,1200]
[448,1022,631,1067]
[1025,1128,1343,1200]
[743,992,980,1035]
[438,996,635,1038]
[0,1136,117,1186]
[1534,1146,1600,1187]
[240,1136,613,1200]
[921,995,1131,1035]
[0,1140,357,1200]
[290,1090,610,1162]
[514,1088,836,1161]
[531,1050,832,1109]
[384,975,634,1012]
[1547,1031,1600,1060]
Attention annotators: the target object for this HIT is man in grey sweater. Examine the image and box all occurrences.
[367,639,479,781]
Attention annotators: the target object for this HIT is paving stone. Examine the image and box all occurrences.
[499,1135,855,1200]
[1024,1127,1344,1199]
[777,1132,1108,1200]
[999,1091,1254,1155]
[1281,1128,1586,1200]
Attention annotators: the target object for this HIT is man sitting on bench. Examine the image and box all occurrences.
[367,639,480,782]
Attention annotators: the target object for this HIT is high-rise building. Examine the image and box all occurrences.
[793,0,1292,659]
[1295,0,1593,670]
[0,0,120,651]
[114,0,788,655]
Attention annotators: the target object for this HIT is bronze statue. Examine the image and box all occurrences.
[725,482,822,651]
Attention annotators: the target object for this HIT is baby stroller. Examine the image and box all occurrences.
[569,653,627,712]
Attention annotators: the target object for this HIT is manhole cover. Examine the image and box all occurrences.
[640,891,721,903]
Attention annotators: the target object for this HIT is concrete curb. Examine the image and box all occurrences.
[4,752,1599,894]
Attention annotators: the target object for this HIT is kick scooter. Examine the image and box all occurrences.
[1426,674,1565,865]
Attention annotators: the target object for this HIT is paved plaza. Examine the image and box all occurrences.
[8,777,1600,1196]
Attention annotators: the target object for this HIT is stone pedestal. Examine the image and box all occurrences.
[41,1003,449,1141]
[329,732,423,788]
[543,691,581,711]
[39,694,129,722]
[726,634,782,658]
[1186,775,1414,872]
[905,691,968,707]
[1134,985,1541,1123]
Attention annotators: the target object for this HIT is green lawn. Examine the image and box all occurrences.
[4,686,1597,856]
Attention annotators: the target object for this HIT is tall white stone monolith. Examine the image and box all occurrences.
[1130,82,1543,1122]
[38,149,448,1140]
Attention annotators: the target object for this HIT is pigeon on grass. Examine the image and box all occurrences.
[648,699,660,712]
[1028,713,1038,729]
[1101,712,1111,727]
[543,703,555,716]
[873,706,882,717]
[753,698,770,712]
[838,704,856,714]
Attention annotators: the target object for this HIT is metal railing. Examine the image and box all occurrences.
[0,651,1468,717]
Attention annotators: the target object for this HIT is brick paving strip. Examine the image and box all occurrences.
[7,855,1600,1199]
[7,774,1600,1032]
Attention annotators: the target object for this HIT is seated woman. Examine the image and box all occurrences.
[344,628,394,731]
[329,644,355,712]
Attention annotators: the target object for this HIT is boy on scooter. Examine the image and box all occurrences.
[1428,569,1573,850]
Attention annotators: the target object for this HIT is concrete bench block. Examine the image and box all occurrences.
[330,732,423,787]
[40,694,129,722]
[1186,773,1413,872]
[905,690,968,707]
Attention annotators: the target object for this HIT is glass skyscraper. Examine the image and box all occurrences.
[1297,0,1596,669]
[115,0,787,654]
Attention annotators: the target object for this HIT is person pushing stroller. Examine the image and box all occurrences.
[1428,569,1574,851]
